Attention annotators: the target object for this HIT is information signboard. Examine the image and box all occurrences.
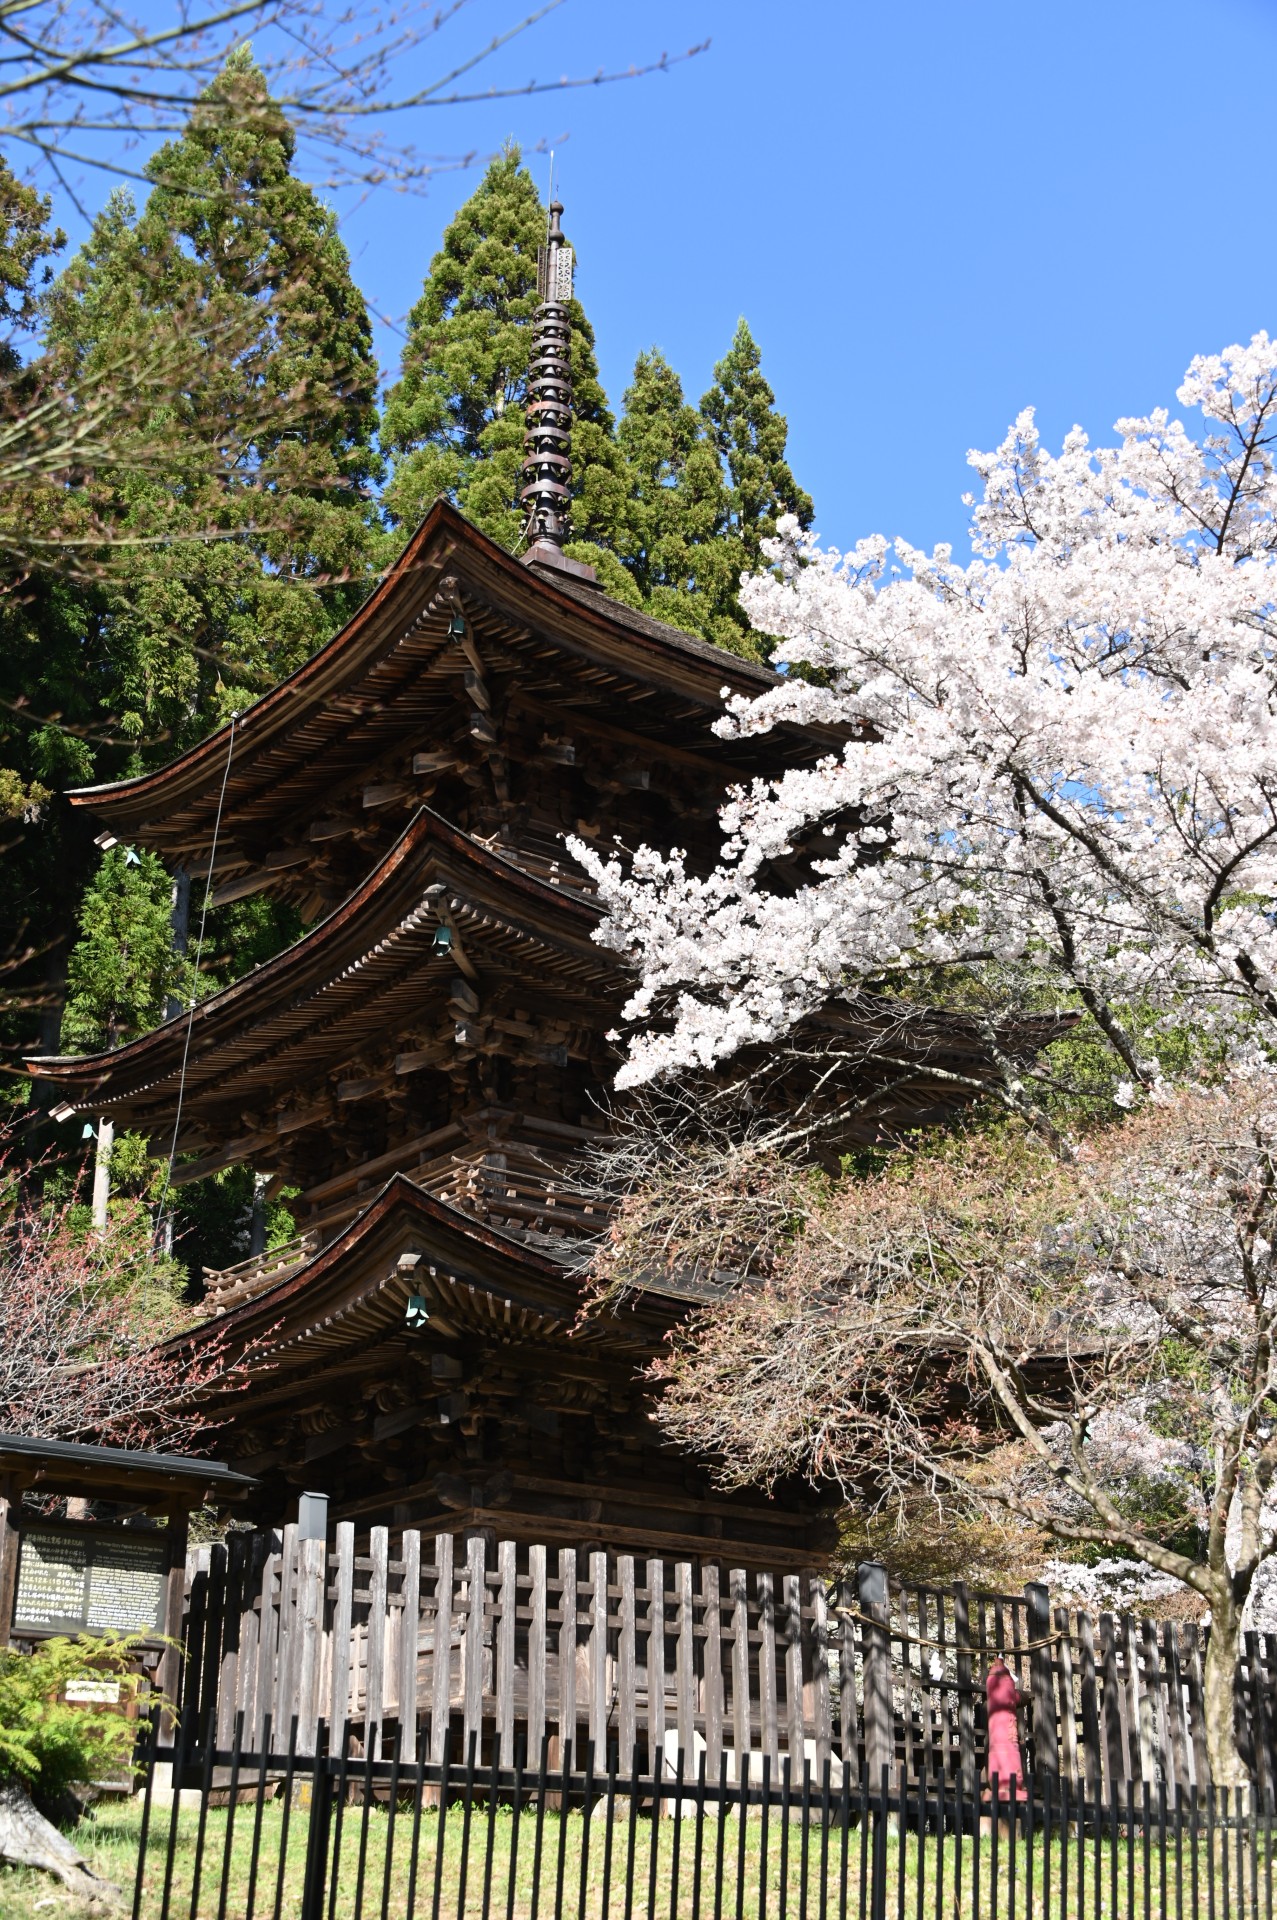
[12,1525,168,1636]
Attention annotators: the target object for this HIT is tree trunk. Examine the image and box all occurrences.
[91,1116,114,1233]
[249,1171,267,1257]
[0,1779,121,1904]
[1202,1583,1248,1787]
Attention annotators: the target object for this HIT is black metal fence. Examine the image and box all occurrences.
[128,1710,1277,1919]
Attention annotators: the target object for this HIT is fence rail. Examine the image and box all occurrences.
[128,1712,1277,1920]
[178,1527,1277,1801]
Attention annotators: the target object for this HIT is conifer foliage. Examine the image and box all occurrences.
[382,151,814,660]
[2,52,383,1094]
[701,318,814,571]
[609,349,731,635]
[383,146,624,556]
[604,327,814,656]
[44,48,382,739]
[58,850,186,1054]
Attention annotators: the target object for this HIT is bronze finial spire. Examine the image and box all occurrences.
[519,196,596,581]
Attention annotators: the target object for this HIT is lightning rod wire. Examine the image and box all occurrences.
[155,711,238,1247]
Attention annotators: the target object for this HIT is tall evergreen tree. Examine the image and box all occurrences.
[6,56,379,1095]
[0,163,104,1077]
[0,164,62,366]
[43,48,381,743]
[700,318,814,570]
[610,349,731,635]
[0,161,73,832]
[382,146,627,562]
[59,850,187,1053]
[602,328,815,660]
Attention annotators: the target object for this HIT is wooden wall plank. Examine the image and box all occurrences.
[557,1547,577,1764]
[234,1534,265,1742]
[675,1561,695,1763]
[808,1573,832,1774]
[1077,1610,1102,1795]
[366,1526,389,1761]
[730,1568,750,1766]
[782,1573,804,1769]
[646,1558,665,1776]
[859,1563,892,1792]
[1099,1613,1124,1799]
[896,1586,917,1787]
[618,1556,637,1769]
[215,1534,245,1751]
[757,1571,779,1770]
[180,1550,209,1735]
[429,1534,454,1767]
[463,1533,485,1760]
[327,1523,354,1742]
[931,1590,952,1785]
[589,1551,608,1763]
[527,1543,546,1766]
[1054,1605,1078,1787]
[915,1591,935,1781]
[701,1563,723,1777]
[1252,1643,1275,1820]
[295,1536,325,1755]
[836,1576,859,1782]
[1139,1617,1163,1790]
[953,1582,976,1796]
[1026,1583,1059,1788]
[1161,1622,1191,1797]
[253,1540,281,1751]
[200,1545,228,1741]
[497,1539,517,1769]
[399,1530,421,1765]
[1182,1623,1209,1786]
[1240,1636,1261,1791]
[271,1525,298,1742]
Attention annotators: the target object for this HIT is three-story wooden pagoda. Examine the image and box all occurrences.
[30,209,1051,1563]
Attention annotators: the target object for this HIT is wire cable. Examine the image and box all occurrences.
[154,712,238,1245]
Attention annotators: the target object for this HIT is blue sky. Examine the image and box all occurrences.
[50,0,1277,557]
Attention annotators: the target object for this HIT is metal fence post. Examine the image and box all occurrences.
[298,1719,333,1920]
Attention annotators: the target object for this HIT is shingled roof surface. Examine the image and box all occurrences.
[67,499,838,855]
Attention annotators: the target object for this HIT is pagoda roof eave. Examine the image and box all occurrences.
[25,806,618,1112]
[67,498,833,846]
[175,1174,669,1371]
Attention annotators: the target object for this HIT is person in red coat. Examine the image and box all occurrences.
[985,1655,1029,1805]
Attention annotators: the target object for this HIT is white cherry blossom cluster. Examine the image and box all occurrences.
[1041,1557,1188,1612]
[570,335,1277,1090]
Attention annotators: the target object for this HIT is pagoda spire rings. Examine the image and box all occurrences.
[519,198,575,553]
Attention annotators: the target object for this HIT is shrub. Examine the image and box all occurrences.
[0,1635,152,1799]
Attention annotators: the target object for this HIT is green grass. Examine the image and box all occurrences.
[2,1792,1273,1917]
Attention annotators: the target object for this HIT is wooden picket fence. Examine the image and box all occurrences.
[178,1525,1277,1800]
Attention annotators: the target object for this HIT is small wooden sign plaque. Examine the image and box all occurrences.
[13,1525,168,1637]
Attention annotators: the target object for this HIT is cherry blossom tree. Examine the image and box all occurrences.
[574,332,1277,1115]
[0,1172,230,1449]
[573,332,1277,1785]
[586,1084,1277,1784]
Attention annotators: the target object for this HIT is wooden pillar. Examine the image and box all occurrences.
[0,1475,21,1648]
[1026,1580,1060,1788]
[858,1561,893,1789]
[157,1507,190,1769]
